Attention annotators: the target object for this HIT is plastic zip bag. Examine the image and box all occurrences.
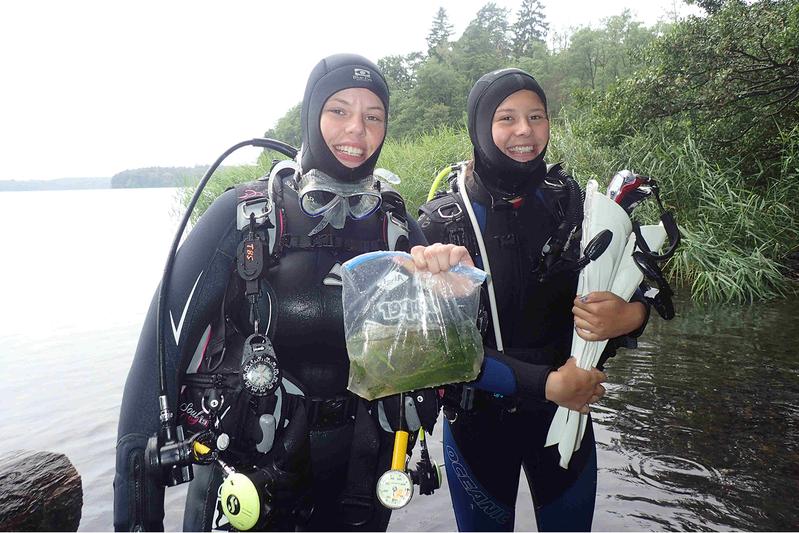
[342,251,486,400]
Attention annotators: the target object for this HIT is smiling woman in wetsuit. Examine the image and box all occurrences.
[416,68,649,532]
[113,54,442,532]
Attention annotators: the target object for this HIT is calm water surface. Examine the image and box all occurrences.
[0,188,796,531]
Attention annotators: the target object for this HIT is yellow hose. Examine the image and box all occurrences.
[427,166,455,202]
[391,430,409,471]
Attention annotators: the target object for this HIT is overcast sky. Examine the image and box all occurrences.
[0,0,701,181]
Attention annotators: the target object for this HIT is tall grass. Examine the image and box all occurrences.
[180,123,797,303]
[178,154,280,224]
[553,116,799,302]
[378,125,472,215]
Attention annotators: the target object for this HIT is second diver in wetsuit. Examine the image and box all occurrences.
[416,68,649,531]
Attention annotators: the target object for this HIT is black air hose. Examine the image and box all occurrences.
[541,167,583,274]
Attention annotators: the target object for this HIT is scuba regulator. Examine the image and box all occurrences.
[145,138,300,530]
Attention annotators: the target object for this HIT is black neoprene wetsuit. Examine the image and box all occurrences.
[419,168,642,531]
[114,174,430,531]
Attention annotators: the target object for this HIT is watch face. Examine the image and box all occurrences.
[376,469,414,509]
[242,353,280,396]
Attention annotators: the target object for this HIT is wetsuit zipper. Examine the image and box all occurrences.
[130,451,145,531]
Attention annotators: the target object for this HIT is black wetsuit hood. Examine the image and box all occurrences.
[467,68,549,197]
[300,53,390,182]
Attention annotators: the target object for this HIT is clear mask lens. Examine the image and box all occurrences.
[347,194,381,220]
[301,190,339,217]
[298,169,383,234]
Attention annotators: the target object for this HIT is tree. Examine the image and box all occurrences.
[378,53,424,92]
[469,2,512,57]
[450,2,513,85]
[512,0,549,57]
[686,0,726,14]
[426,7,453,60]
[584,0,799,180]
[264,103,302,147]
[564,27,604,91]
[560,11,657,92]
[389,61,467,138]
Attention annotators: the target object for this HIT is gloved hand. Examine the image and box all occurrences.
[373,388,440,434]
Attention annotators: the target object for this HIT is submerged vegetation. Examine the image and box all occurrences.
[184,0,798,303]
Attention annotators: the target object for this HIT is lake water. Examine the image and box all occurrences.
[0,188,796,531]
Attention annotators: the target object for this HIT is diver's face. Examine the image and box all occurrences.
[491,89,549,163]
[320,88,386,169]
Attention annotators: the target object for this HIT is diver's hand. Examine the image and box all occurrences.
[545,357,606,413]
[408,243,474,274]
[572,291,647,341]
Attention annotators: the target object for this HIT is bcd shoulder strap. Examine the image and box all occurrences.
[379,183,410,252]
[233,178,283,262]
[419,188,480,257]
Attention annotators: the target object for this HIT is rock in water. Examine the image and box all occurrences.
[0,450,82,531]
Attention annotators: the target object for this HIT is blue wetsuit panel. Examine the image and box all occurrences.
[474,357,517,397]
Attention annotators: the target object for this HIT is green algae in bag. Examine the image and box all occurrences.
[342,251,486,401]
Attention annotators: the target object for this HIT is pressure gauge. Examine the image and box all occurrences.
[376,469,414,509]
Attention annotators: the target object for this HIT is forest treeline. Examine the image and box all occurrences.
[268,0,670,143]
[110,166,209,188]
[1,166,210,190]
[0,177,111,191]
[219,0,799,302]
[268,0,797,181]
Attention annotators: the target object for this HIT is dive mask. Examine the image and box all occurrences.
[298,168,382,236]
